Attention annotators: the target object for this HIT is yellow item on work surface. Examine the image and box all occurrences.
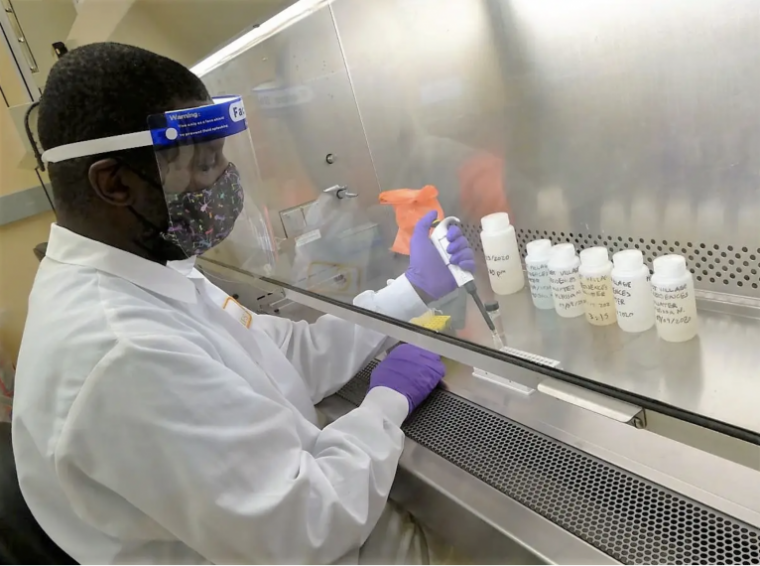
[410,310,452,332]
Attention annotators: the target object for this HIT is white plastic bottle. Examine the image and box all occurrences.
[650,254,699,342]
[525,239,554,310]
[548,243,585,318]
[579,247,617,326]
[480,212,525,295]
[611,250,655,333]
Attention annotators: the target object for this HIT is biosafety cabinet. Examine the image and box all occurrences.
[195,0,760,563]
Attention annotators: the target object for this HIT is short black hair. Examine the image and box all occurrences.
[38,42,209,214]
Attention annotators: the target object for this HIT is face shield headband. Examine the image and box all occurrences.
[41,96,247,164]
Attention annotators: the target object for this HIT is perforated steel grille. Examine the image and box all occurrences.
[459,223,760,298]
[338,362,760,565]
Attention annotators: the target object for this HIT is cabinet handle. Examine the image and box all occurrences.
[323,185,358,199]
[2,0,38,72]
[538,377,646,428]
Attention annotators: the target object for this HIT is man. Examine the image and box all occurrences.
[12,43,475,564]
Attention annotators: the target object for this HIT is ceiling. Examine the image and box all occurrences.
[133,0,296,65]
[5,0,296,90]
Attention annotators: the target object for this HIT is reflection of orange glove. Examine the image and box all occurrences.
[379,185,444,255]
[458,152,510,222]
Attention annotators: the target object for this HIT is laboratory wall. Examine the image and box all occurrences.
[126,0,294,67]
[109,2,198,66]
[9,0,77,90]
[0,2,190,362]
[0,212,54,360]
[0,47,52,361]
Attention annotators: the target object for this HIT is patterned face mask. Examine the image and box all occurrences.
[162,162,245,256]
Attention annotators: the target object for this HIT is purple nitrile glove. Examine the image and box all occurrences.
[369,344,445,413]
[406,211,476,300]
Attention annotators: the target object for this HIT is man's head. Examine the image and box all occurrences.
[39,42,211,261]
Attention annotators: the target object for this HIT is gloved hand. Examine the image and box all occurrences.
[369,344,445,413]
[406,211,476,300]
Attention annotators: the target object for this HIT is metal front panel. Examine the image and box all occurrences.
[218,255,760,442]
[338,363,760,565]
[330,0,511,226]
[331,0,760,299]
[201,6,380,242]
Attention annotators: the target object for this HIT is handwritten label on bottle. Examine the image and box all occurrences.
[486,254,510,278]
[651,283,693,325]
[527,262,552,300]
[612,279,635,318]
[580,275,617,324]
[549,267,585,312]
[611,276,649,319]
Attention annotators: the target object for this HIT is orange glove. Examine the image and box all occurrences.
[379,185,444,255]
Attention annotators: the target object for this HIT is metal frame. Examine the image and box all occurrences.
[445,362,760,530]
[197,258,760,445]
[269,274,760,445]
[197,258,760,531]
[320,394,617,565]
[290,286,760,529]
[330,365,760,564]
[0,4,40,102]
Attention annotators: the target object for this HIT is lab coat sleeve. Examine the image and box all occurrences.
[55,335,410,565]
[260,274,427,403]
[351,273,428,319]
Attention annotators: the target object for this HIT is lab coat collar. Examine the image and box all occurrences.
[167,257,208,281]
[45,223,198,304]
[167,256,199,277]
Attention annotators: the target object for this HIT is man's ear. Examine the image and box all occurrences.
[88,158,134,207]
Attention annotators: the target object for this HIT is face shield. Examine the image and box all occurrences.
[41,96,276,273]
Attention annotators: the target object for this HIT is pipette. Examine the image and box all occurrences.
[430,217,499,341]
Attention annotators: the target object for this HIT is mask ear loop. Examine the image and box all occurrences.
[111,156,191,262]
[111,157,164,229]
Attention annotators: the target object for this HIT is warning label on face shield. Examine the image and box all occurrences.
[149,96,248,148]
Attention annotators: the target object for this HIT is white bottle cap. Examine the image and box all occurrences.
[481,212,511,233]
[551,243,576,262]
[526,239,552,260]
[653,254,687,278]
[579,246,609,268]
[613,249,644,271]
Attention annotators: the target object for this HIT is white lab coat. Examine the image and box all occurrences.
[12,224,439,564]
